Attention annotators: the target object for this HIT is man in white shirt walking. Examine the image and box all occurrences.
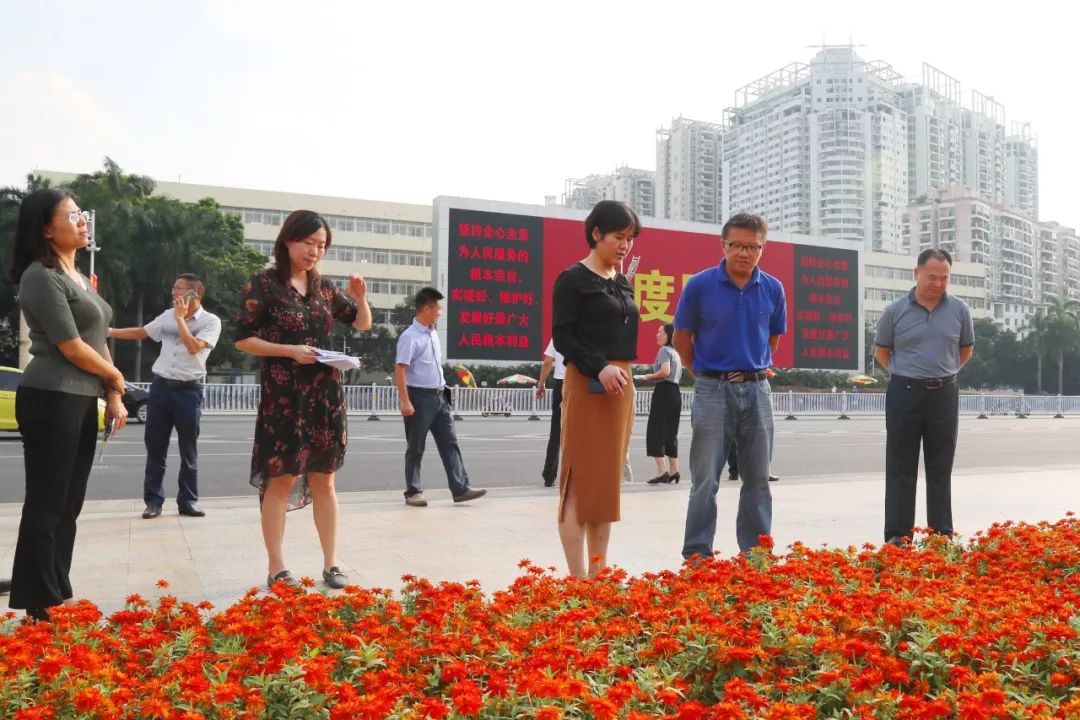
[110,274,221,519]
[395,287,486,507]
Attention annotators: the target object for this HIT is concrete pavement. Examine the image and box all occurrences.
[3,461,1080,615]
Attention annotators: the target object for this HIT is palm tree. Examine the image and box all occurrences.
[1041,296,1080,395]
[1023,310,1051,393]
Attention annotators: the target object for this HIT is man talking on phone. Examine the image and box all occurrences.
[109,274,222,519]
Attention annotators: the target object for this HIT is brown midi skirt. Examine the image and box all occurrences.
[558,361,635,524]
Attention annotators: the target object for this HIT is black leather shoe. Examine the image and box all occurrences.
[646,472,671,485]
[769,475,779,482]
[542,477,555,487]
[26,607,50,622]
[267,570,299,589]
[178,503,205,517]
[322,566,348,589]
[142,505,162,519]
[0,578,10,595]
[727,472,739,482]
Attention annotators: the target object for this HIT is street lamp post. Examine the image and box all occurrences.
[87,210,100,288]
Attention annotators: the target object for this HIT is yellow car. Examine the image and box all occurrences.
[0,366,107,432]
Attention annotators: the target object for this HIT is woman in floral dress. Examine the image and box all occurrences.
[236,210,371,590]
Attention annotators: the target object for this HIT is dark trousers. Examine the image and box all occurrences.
[10,387,98,610]
[403,387,470,497]
[144,378,202,509]
[646,382,681,457]
[541,379,563,483]
[884,377,959,541]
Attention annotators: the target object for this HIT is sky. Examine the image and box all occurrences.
[1,0,1075,227]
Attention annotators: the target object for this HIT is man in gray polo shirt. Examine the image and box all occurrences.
[110,274,222,519]
[874,249,974,545]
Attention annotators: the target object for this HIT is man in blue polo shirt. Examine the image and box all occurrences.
[874,248,974,545]
[673,213,787,557]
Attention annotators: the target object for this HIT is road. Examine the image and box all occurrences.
[1,415,1078,503]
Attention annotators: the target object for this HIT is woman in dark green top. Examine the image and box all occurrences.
[7,188,128,621]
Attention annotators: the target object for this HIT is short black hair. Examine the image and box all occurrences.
[415,286,444,310]
[584,200,641,248]
[721,213,768,240]
[917,248,953,267]
[8,187,75,284]
[176,273,205,298]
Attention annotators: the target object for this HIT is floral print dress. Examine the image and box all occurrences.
[236,269,358,510]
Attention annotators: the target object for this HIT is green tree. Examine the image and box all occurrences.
[1040,296,1080,395]
[0,174,55,366]
[0,159,265,379]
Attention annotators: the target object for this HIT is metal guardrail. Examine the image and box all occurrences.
[128,383,1080,419]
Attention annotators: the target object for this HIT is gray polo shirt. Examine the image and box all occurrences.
[875,289,974,379]
[18,262,113,397]
[144,306,222,382]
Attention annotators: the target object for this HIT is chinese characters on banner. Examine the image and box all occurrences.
[446,209,544,361]
[632,269,698,324]
[792,246,860,369]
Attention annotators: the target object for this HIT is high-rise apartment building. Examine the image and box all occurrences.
[655,117,724,224]
[722,47,909,253]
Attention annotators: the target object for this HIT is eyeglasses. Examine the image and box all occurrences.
[63,210,91,225]
[726,242,763,255]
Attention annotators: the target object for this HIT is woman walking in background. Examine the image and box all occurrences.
[638,323,683,484]
[551,200,640,578]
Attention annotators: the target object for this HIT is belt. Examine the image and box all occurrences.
[891,374,956,389]
[155,376,204,390]
[700,370,770,383]
[407,386,446,395]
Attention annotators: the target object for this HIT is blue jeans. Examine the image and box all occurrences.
[403,387,471,497]
[682,376,774,557]
[144,378,202,509]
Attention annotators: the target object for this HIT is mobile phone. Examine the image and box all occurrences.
[182,289,198,301]
[587,378,607,394]
[103,417,115,441]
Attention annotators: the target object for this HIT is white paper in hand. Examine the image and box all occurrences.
[313,349,362,371]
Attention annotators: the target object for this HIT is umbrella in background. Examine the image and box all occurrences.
[848,374,878,386]
[497,374,537,385]
[454,364,476,388]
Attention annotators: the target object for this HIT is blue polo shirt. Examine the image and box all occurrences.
[673,262,787,372]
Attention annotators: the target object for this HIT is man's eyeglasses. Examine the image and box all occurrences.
[726,242,763,255]
[64,210,91,225]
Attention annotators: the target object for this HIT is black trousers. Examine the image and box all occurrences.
[541,379,562,483]
[884,376,959,541]
[10,387,99,610]
[645,382,681,458]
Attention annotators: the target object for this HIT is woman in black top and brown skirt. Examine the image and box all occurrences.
[551,200,640,578]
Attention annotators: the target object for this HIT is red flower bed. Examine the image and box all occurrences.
[3,518,1080,718]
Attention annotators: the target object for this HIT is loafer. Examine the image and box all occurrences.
[405,493,428,507]
[267,570,299,589]
[142,505,162,519]
[322,566,348,589]
[452,488,487,503]
[178,503,205,517]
